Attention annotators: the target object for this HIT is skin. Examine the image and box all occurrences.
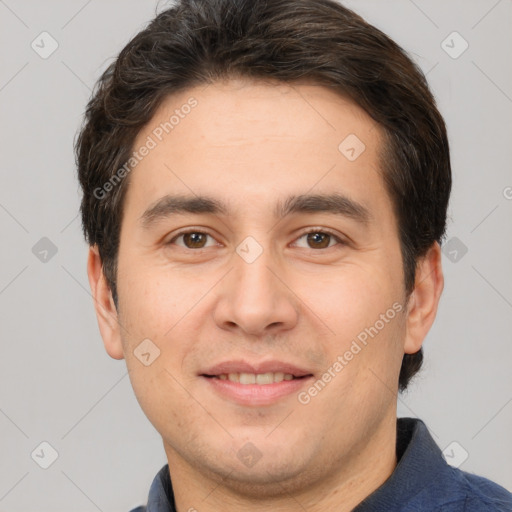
[87,78,444,511]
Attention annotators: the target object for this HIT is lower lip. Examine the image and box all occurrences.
[202,376,313,406]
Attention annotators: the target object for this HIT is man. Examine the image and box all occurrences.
[76,0,512,510]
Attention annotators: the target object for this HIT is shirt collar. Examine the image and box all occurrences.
[145,463,176,512]
[353,417,450,510]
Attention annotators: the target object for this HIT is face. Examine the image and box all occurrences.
[89,78,442,496]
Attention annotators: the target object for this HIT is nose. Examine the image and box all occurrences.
[213,242,299,337]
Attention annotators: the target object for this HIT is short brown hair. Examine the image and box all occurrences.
[75,0,451,391]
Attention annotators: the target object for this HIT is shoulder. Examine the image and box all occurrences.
[433,466,512,511]
[392,418,512,512]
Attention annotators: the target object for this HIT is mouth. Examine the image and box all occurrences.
[202,372,311,384]
[200,361,314,405]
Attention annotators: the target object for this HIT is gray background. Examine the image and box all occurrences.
[0,0,511,510]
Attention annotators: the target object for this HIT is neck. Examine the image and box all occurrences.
[165,411,398,512]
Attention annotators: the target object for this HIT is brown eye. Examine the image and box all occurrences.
[306,232,331,249]
[169,231,215,249]
[293,230,345,250]
[183,232,207,248]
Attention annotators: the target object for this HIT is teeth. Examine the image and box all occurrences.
[273,372,285,383]
[239,373,256,384]
[218,372,296,384]
[256,373,273,385]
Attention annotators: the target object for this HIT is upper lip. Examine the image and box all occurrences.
[201,360,313,378]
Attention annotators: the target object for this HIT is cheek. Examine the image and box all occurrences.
[117,259,189,339]
[304,263,406,395]
[117,261,209,394]
[304,264,398,338]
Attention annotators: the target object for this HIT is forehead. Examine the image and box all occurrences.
[148,78,378,146]
[124,78,393,228]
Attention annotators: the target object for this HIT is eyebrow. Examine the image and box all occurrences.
[139,192,373,228]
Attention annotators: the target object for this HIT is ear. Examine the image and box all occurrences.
[403,241,444,354]
[86,245,124,360]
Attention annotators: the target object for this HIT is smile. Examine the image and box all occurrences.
[208,372,301,384]
[201,373,313,406]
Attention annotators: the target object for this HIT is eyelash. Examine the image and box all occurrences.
[167,228,347,251]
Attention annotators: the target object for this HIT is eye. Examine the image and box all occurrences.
[292,229,345,250]
[168,230,217,249]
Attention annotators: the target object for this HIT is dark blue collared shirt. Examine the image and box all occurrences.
[130,417,512,511]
